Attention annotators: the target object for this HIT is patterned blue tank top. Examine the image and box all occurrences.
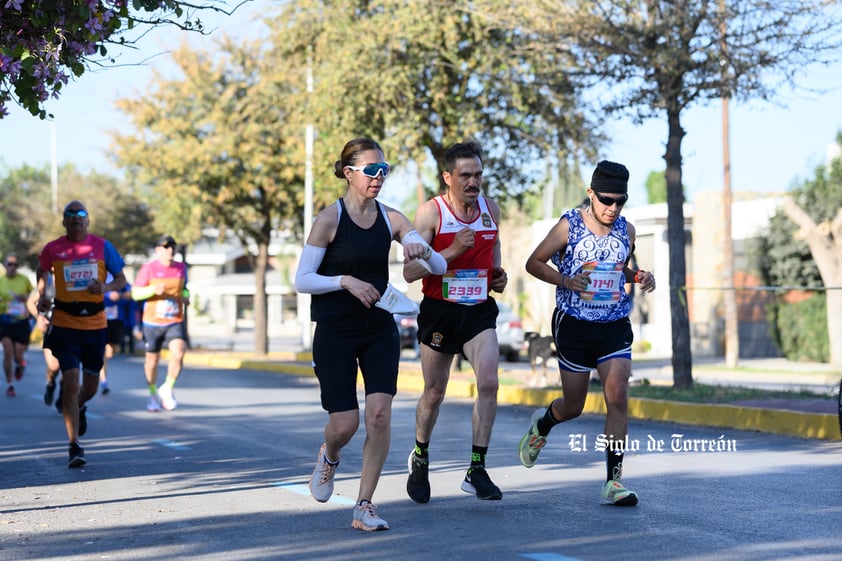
[551,208,632,322]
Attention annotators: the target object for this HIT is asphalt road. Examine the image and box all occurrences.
[1,350,840,561]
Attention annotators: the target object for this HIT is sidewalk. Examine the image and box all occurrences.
[186,330,840,442]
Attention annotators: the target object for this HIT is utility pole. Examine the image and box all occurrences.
[51,120,58,214]
[721,0,739,367]
[299,50,314,351]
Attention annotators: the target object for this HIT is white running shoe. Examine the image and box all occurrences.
[147,394,161,412]
[158,384,177,411]
[351,501,389,531]
[309,443,338,503]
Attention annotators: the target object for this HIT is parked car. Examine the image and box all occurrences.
[394,312,419,357]
[496,301,525,362]
[393,301,523,362]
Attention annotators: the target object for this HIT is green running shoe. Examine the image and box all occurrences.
[518,409,547,468]
[600,479,639,506]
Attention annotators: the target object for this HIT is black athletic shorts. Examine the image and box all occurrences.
[417,296,498,355]
[312,311,399,413]
[551,309,633,373]
[142,322,187,353]
[0,319,32,345]
[106,319,124,346]
[44,325,107,375]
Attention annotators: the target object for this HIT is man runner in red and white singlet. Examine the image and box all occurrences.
[403,139,509,503]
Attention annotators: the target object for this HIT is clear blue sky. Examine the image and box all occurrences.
[2,6,841,209]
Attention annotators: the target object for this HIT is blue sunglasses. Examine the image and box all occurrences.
[346,162,391,178]
[63,209,89,218]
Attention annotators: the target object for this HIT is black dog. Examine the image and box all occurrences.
[524,332,556,386]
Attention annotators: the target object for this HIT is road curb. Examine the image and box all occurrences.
[182,353,839,441]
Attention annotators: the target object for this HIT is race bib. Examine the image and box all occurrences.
[443,269,488,303]
[578,262,624,303]
[63,260,98,291]
[155,299,180,320]
[7,300,26,317]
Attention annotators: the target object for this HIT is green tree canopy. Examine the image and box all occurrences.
[0,0,247,119]
[0,163,153,265]
[644,171,667,204]
[495,0,842,387]
[777,132,842,365]
[112,36,307,354]
[268,0,601,208]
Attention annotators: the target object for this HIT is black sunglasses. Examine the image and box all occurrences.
[5,262,18,267]
[594,192,628,207]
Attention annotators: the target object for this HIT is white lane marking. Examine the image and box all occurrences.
[520,554,585,561]
[272,482,356,505]
[153,438,191,451]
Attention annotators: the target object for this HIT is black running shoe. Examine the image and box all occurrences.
[44,382,56,406]
[68,442,86,468]
[78,405,87,437]
[55,387,63,413]
[460,467,502,500]
[406,450,431,504]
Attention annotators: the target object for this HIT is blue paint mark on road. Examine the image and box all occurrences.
[154,438,191,451]
[272,482,356,505]
[520,554,584,561]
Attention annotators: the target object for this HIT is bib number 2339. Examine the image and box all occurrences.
[443,269,488,303]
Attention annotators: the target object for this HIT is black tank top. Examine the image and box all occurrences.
[311,199,392,323]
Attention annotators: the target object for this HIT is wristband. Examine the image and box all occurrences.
[634,270,644,283]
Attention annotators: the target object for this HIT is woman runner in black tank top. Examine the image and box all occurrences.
[292,138,445,531]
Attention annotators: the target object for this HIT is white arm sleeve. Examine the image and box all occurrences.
[401,230,447,275]
[294,244,343,294]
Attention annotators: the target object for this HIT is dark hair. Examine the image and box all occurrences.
[156,234,177,248]
[444,139,483,173]
[63,200,87,213]
[334,138,384,179]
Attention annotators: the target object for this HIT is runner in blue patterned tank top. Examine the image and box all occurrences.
[518,161,656,506]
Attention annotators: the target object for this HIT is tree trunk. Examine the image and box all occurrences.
[782,200,842,367]
[664,107,693,388]
[826,289,842,367]
[253,240,269,356]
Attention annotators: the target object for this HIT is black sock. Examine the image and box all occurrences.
[469,445,487,471]
[606,450,624,481]
[536,404,561,436]
[414,440,429,459]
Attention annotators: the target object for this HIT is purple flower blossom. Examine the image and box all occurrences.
[2,0,205,118]
[31,61,47,79]
[85,15,103,35]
